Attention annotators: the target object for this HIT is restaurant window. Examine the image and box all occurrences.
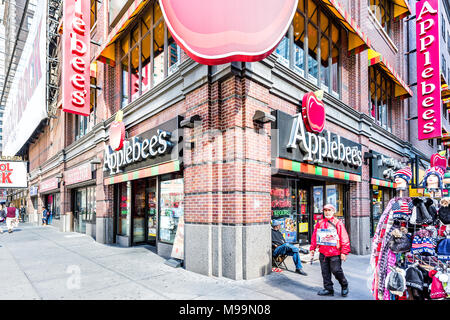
[109,0,134,26]
[120,1,181,108]
[90,0,97,30]
[159,174,184,244]
[369,66,393,130]
[276,0,341,96]
[75,77,97,141]
[368,0,393,36]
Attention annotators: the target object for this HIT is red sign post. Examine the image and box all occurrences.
[416,0,441,140]
[62,0,91,116]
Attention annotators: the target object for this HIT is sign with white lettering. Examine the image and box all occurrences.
[39,177,59,193]
[103,116,182,176]
[0,162,28,188]
[62,0,91,116]
[272,110,362,175]
[65,163,92,186]
[416,0,441,140]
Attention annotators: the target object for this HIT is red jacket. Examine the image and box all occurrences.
[310,217,351,257]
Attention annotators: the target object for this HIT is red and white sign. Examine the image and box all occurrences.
[62,0,91,116]
[110,110,125,151]
[416,0,441,140]
[159,0,298,65]
[0,162,28,188]
[302,90,326,133]
[39,177,59,193]
[65,163,92,186]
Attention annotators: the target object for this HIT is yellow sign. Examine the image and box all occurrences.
[299,223,308,233]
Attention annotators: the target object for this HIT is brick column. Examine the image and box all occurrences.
[184,74,272,280]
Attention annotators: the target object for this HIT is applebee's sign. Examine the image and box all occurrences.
[103,130,174,175]
[160,0,298,65]
[416,0,442,140]
[62,0,90,116]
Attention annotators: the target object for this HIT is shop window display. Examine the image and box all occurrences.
[159,176,184,244]
[117,183,129,237]
[271,177,297,243]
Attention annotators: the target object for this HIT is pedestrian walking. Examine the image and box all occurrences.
[48,209,53,225]
[20,206,26,223]
[42,206,49,225]
[5,202,19,233]
[0,205,5,234]
[310,204,351,297]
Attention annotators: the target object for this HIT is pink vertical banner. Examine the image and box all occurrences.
[62,0,91,116]
[416,0,442,140]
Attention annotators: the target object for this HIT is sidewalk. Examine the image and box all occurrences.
[0,223,374,300]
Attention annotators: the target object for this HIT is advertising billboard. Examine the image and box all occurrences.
[3,0,48,156]
[0,162,28,188]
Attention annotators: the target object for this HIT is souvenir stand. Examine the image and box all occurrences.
[370,159,450,300]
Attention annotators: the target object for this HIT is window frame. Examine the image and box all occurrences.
[119,2,181,108]
[275,0,342,97]
[368,65,394,130]
[368,0,394,36]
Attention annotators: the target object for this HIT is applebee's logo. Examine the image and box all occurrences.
[110,111,125,151]
[287,92,362,167]
[302,90,326,134]
[159,0,298,65]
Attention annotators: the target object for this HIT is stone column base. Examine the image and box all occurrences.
[96,217,113,244]
[184,223,271,280]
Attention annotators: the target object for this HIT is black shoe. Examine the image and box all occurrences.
[317,289,334,296]
[299,248,309,254]
[295,268,308,276]
[341,286,349,297]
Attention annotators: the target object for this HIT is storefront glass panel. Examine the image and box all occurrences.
[147,179,157,244]
[117,182,129,237]
[159,177,184,244]
[133,180,146,243]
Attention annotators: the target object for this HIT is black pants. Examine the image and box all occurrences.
[319,253,348,291]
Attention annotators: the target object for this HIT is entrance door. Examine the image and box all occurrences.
[131,178,158,245]
[296,180,325,244]
[74,189,87,233]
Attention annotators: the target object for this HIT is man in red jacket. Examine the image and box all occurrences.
[310,204,350,297]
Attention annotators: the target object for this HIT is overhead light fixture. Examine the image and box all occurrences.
[180,115,202,128]
[253,110,276,124]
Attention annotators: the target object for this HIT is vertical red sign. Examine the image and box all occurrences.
[62,0,91,116]
[416,0,441,140]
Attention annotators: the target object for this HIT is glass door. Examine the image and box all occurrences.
[297,186,309,244]
[147,178,157,245]
[132,179,146,244]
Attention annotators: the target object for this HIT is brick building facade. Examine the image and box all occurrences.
[23,0,416,280]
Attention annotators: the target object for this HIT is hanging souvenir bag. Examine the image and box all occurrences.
[438,198,450,224]
[389,227,412,253]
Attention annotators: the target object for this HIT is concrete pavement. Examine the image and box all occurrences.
[0,223,374,300]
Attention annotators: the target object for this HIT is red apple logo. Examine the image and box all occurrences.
[110,111,125,151]
[431,152,446,170]
[302,90,326,133]
[159,0,298,65]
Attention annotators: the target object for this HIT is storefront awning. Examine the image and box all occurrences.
[104,160,180,185]
[370,178,397,188]
[368,49,413,99]
[321,0,372,54]
[392,0,412,20]
[275,158,361,182]
[94,0,150,67]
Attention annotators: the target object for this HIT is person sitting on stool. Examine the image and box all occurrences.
[272,220,308,276]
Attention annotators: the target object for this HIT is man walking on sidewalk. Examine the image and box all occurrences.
[310,204,350,297]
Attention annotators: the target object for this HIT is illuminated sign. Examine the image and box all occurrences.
[0,162,28,188]
[62,0,91,116]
